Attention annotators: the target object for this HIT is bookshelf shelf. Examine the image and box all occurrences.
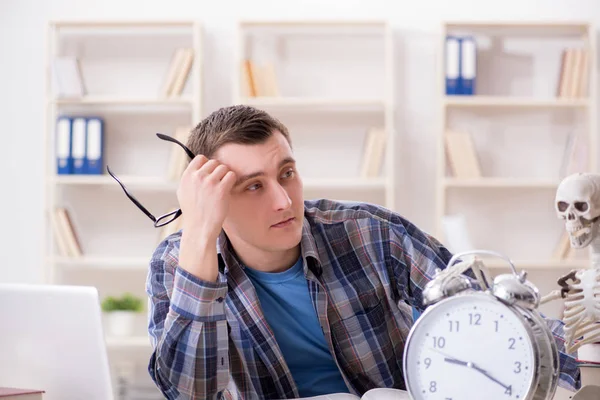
[443,178,560,189]
[241,97,386,110]
[51,96,195,106]
[303,177,387,190]
[105,335,151,349]
[44,20,202,394]
[436,21,596,320]
[484,258,589,271]
[444,96,589,108]
[51,256,149,269]
[52,175,178,190]
[235,20,395,209]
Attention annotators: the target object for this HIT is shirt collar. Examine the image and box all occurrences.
[216,212,323,278]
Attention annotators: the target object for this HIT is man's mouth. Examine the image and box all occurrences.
[271,217,295,228]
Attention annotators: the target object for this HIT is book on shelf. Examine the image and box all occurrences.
[444,130,481,178]
[241,59,280,97]
[166,126,193,181]
[55,116,104,176]
[160,48,194,98]
[0,387,44,400]
[52,56,86,99]
[359,127,386,178]
[445,35,476,96]
[50,207,83,258]
[557,47,589,98]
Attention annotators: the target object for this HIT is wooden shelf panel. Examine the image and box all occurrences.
[303,178,387,190]
[443,21,590,37]
[444,178,559,188]
[484,258,589,270]
[52,175,179,190]
[51,96,194,106]
[105,335,151,349]
[444,96,589,108]
[51,20,196,29]
[240,97,387,110]
[51,256,149,269]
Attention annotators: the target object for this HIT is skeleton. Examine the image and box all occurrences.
[539,172,600,356]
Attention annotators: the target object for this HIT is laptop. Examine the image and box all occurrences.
[0,283,114,400]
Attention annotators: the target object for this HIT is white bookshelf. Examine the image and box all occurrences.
[44,20,202,394]
[233,20,396,210]
[435,21,597,319]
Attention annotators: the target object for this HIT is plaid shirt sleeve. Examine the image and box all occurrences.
[146,236,232,399]
[544,316,581,392]
[385,214,581,392]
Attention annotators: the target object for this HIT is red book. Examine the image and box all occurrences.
[0,388,44,399]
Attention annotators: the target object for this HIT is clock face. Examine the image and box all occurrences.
[404,293,536,400]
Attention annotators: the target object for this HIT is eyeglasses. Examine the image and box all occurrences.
[107,133,195,228]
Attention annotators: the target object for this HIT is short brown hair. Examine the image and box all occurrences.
[186,105,291,158]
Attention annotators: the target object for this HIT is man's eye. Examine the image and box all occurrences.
[282,169,295,179]
[247,183,262,191]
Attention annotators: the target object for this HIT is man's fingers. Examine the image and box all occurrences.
[186,154,209,172]
[197,159,220,176]
[220,170,237,192]
[211,164,230,181]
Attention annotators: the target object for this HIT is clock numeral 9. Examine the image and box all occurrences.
[424,357,432,369]
[432,336,446,349]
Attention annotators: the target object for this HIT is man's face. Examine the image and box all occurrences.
[214,131,304,254]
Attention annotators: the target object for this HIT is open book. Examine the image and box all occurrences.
[281,389,410,400]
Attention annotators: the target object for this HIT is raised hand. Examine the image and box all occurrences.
[177,155,237,282]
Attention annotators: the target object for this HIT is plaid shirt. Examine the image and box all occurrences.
[146,199,580,399]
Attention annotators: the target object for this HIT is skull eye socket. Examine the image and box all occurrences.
[574,202,589,212]
[557,201,569,212]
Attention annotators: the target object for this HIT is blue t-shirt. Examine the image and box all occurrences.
[244,257,350,397]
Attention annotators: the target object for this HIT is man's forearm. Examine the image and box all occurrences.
[149,266,230,399]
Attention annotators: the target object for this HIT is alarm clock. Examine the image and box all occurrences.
[403,250,560,400]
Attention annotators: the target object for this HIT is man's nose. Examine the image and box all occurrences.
[271,183,292,211]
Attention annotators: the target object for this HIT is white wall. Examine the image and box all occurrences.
[1,0,599,284]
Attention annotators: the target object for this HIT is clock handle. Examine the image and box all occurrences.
[447,250,519,281]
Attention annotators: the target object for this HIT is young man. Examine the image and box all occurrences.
[146,105,579,399]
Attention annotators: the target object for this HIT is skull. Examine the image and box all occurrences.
[555,173,600,248]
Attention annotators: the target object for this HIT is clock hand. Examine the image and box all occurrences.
[469,363,511,391]
[430,348,511,391]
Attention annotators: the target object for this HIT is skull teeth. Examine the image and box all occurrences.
[572,227,591,238]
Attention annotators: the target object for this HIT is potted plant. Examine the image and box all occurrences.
[101,293,144,337]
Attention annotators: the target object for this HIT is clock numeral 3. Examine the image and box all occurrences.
[514,361,522,374]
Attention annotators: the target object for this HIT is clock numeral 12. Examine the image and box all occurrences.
[469,313,481,325]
